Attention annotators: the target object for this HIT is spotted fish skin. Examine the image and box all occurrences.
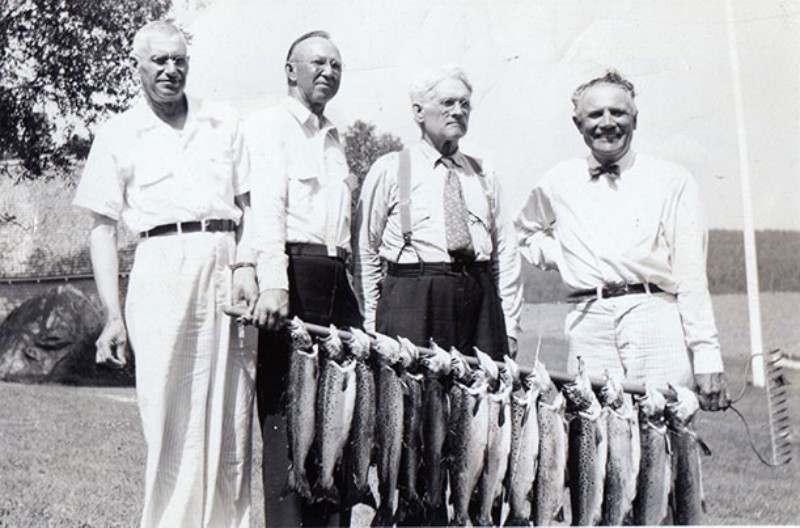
[631,386,672,526]
[504,358,541,527]
[598,375,640,526]
[343,329,377,508]
[312,325,357,506]
[666,385,707,526]
[447,349,489,527]
[419,342,451,525]
[474,349,513,527]
[397,368,425,524]
[371,335,408,527]
[531,362,568,527]
[563,359,607,527]
[283,317,318,501]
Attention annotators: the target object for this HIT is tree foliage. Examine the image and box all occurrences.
[0,0,171,176]
[343,120,404,185]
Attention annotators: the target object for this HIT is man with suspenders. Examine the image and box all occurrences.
[355,65,523,367]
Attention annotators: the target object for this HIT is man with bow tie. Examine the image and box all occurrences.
[515,70,729,412]
[355,65,523,374]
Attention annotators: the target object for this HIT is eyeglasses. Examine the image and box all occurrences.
[291,57,343,74]
[437,97,471,114]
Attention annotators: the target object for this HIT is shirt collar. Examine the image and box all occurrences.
[129,94,207,136]
[586,149,636,178]
[283,96,338,137]
[417,139,470,170]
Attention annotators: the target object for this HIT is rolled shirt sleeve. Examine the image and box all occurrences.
[353,154,393,333]
[514,179,561,271]
[72,123,124,221]
[668,175,724,374]
[243,117,289,292]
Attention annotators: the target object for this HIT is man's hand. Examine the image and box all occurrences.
[96,317,128,369]
[695,372,730,411]
[231,267,258,314]
[253,288,290,331]
[507,336,519,360]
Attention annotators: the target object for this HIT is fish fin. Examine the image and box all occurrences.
[473,397,483,417]
[555,505,566,523]
[311,481,341,506]
[372,506,395,527]
[696,435,713,456]
[397,492,425,524]
[282,467,313,500]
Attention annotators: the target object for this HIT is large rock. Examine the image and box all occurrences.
[0,285,135,386]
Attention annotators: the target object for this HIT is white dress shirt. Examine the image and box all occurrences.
[243,97,356,291]
[515,150,723,374]
[355,140,523,338]
[73,96,249,234]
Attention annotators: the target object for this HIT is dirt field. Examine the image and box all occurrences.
[1,293,799,526]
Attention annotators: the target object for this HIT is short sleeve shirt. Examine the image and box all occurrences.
[73,96,249,234]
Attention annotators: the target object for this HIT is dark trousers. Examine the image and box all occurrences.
[257,253,363,527]
[375,261,509,359]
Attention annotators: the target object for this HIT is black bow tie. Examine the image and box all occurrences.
[589,164,620,179]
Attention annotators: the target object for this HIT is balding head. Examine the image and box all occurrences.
[131,21,187,60]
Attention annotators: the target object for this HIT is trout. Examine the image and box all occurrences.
[397,337,425,524]
[504,357,541,527]
[283,317,318,500]
[666,384,709,526]
[313,325,357,505]
[447,348,489,527]
[474,349,513,527]
[419,341,452,525]
[344,328,377,508]
[563,358,607,526]
[371,334,410,527]
[631,385,672,526]
[532,361,568,526]
[598,374,640,526]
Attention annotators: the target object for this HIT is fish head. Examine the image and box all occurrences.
[372,333,402,365]
[449,347,473,383]
[397,336,419,369]
[530,360,558,403]
[503,355,521,388]
[345,327,371,361]
[665,384,700,427]
[562,357,597,412]
[598,372,625,409]
[321,324,346,362]
[474,347,500,391]
[421,340,452,376]
[287,316,313,351]
[636,384,668,421]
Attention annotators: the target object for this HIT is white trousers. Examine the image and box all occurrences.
[565,292,694,390]
[126,232,256,528]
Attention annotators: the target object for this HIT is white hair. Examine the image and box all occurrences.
[409,64,472,105]
[131,21,187,58]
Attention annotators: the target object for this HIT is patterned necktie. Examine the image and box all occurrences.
[439,156,475,260]
[589,164,621,179]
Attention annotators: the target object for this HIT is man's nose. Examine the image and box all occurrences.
[164,60,179,75]
[599,110,614,126]
[450,101,467,116]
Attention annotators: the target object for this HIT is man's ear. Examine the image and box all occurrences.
[572,115,582,132]
[412,102,424,124]
[128,55,140,71]
[632,112,638,130]
[285,62,296,83]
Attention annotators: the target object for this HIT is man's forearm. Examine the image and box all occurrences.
[89,216,123,321]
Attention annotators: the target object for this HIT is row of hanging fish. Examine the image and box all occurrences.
[281,317,710,526]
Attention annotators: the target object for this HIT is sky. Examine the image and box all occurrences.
[180,0,800,230]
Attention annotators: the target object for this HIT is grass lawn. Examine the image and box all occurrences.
[1,293,799,526]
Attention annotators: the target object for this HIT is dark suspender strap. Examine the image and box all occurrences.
[395,148,419,262]
[398,148,412,243]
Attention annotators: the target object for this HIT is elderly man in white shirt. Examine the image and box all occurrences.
[515,70,729,412]
[243,30,361,527]
[355,65,523,359]
[73,21,257,528]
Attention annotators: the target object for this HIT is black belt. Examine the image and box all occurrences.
[139,219,236,238]
[286,243,349,262]
[569,282,665,301]
[387,260,492,277]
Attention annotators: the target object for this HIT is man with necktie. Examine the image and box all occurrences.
[515,70,729,411]
[355,65,523,365]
